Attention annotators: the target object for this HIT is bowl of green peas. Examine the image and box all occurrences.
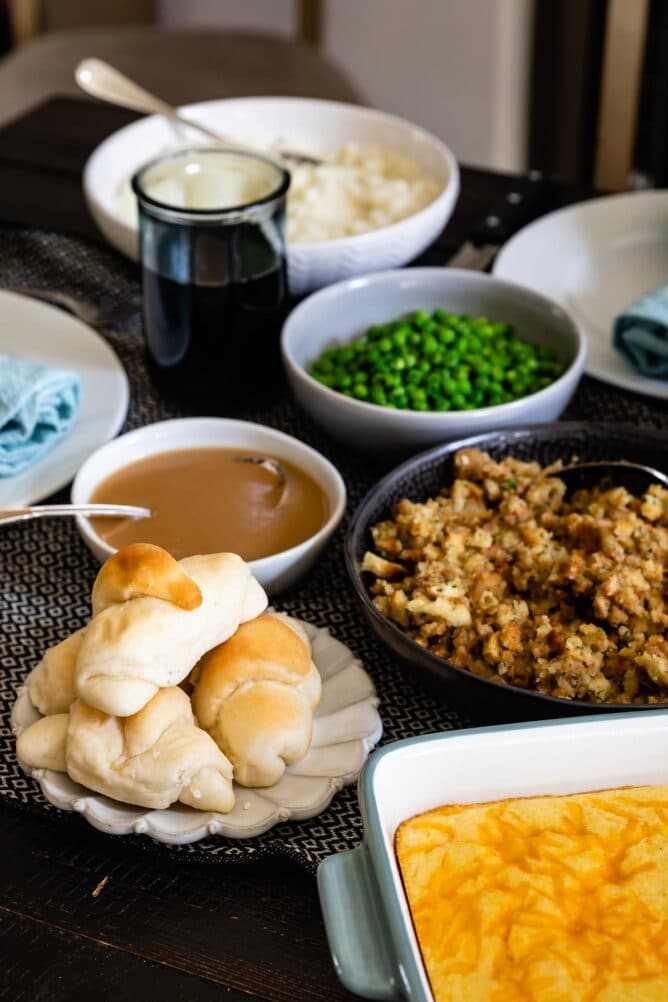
[281,268,586,453]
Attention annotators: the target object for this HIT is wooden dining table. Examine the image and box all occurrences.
[0,96,603,1001]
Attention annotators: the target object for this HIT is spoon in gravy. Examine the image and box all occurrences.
[88,447,327,561]
[234,456,286,494]
[0,503,151,527]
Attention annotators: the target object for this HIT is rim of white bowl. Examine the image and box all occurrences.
[71,417,347,566]
[281,267,587,421]
[84,95,459,250]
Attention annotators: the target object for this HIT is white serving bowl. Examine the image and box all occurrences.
[281,268,586,454]
[71,418,346,594]
[83,96,459,294]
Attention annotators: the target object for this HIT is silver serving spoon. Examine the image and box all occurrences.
[559,460,668,497]
[0,504,151,527]
[75,59,324,167]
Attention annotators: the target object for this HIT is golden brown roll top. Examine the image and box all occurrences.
[75,548,268,717]
[192,613,321,787]
[91,542,203,615]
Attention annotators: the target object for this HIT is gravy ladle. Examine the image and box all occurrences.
[0,504,151,527]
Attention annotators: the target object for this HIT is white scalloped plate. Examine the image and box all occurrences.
[11,619,382,843]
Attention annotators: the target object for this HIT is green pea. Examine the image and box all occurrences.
[411,310,431,328]
[309,308,563,412]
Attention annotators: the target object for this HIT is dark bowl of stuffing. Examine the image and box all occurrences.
[346,422,668,723]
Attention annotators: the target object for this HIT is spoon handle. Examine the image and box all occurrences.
[0,504,151,527]
[74,58,321,162]
[75,59,223,142]
[76,58,176,120]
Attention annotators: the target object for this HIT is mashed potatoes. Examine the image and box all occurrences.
[285,142,441,242]
[115,141,442,243]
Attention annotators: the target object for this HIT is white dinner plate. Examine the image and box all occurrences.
[493,190,668,400]
[12,616,383,843]
[0,290,129,505]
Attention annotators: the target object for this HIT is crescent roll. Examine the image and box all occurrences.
[192,613,321,787]
[29,627,86,716]
[17,687,235,813]
[75,544,267,717]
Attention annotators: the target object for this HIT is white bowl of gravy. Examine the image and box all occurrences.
[71,418,346,594]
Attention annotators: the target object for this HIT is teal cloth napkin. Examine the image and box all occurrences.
[613,282,668,379]
[0,353,81,477]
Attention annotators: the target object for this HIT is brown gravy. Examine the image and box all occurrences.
[89,447,329,561]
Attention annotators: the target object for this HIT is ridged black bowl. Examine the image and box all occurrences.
[346,423,668,723]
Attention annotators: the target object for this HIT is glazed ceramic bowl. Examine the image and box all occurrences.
[71,417,346,594]
[281,268,586,455]
[345,422,668,722]
[83,96,459,294]
[318,711,668,1000]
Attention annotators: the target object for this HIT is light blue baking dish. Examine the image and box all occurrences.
[317,710,668,1000]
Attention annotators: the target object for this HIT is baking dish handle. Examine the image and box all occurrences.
[318,844,403,1000]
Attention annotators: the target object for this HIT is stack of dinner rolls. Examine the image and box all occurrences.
[16,543,321,813]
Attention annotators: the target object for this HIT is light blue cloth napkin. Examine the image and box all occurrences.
[613,282,668,379]
[0,353,81,477]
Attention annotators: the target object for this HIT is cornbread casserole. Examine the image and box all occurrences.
[396,786,668,1002]
[364,448,668,703]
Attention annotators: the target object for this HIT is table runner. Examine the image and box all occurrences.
[1,226,668,874]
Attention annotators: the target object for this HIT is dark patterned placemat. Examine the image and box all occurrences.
[1,226,668,874]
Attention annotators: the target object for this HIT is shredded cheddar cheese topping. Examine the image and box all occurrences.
[396,786,668,1001]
